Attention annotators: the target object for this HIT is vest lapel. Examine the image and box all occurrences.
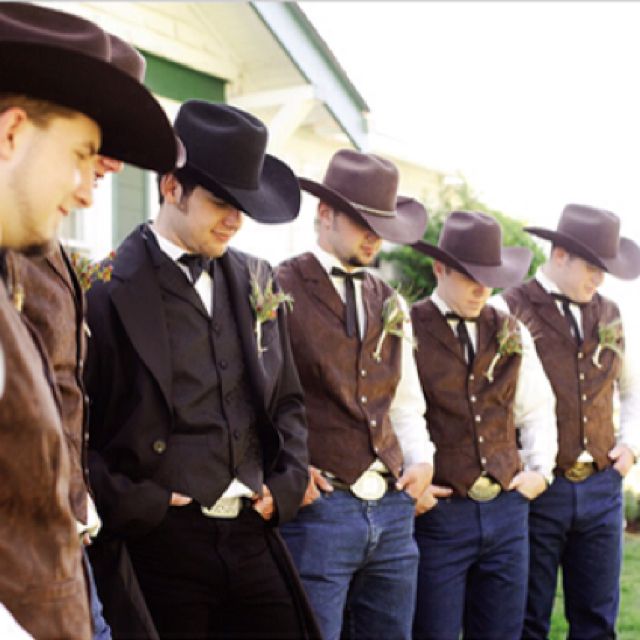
[421,299,467,364]
[475,305,498,361]
[297,253,345,326]
[526,280,577,346]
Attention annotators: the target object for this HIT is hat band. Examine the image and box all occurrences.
[348,199,396,218]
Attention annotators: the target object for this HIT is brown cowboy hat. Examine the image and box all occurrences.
[412,211,532,288]
[525,204,640,280]
[173,101,300,223]
[299,149,428,245]
[0,3,180,172]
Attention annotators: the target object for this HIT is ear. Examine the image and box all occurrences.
[433,260,446,277]
[551,245,568,266]
[0,107,30,161]
[159,173,183,204]
[317,201,334,227]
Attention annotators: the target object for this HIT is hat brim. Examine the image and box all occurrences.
[525,227,640,280]
[412,241,532,289]
[299,177,427,245]
[185,154,301,224]
[1,42,179,173]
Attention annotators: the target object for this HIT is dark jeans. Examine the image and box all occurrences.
[127,503,302,639]
[83,547,112,640]
[523,466,623,640]
[281,489,419,640]
[413,489,530,640]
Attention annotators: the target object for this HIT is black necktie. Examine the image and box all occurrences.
[178,253,209,284]
[551,293,583,345]
[445,312,476,366]
[330,267,365,338]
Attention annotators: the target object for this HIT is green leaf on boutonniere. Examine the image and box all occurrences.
[592,318,623,369]
[249,272,293,355]
[372,289,416,363]
[484,318,522,382]
[69,250,115,292]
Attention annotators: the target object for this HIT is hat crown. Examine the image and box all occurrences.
[0,3,109,60]
[558,204,620,259]
[323,149,399,213]
[108,34,145,82]
[175,101,267,190]
[439,211,503,266]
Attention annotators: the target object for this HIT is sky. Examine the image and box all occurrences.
[302,2,640,308]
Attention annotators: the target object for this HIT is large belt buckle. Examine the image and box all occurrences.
[350,470,388,501]
[467,475,502,502]
[564,462,595,483]
[201,496,242,519]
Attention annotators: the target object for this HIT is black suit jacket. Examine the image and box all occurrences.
[85,225,309,537]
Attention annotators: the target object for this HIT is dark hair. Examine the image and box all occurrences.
[0,94,77,127]
[156,167,199,205]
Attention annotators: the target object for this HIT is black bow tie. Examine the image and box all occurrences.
[551,293,584,344]
[445,312,476,366]
[178,253,210,284]
[330,267,365,339]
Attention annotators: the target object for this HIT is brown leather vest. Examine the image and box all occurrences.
[411,299,522,496]
[276,252,404,483]
[0,278,90,639]
[8,247,90,523]
[503,280,621,473]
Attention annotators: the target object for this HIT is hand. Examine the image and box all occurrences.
[252,484,276,520]
[508,470,547,500]
[415,484,453,516]
[81,532,92,547]
[170,492,193,507]
[609,444,636,477]
[396,463,433,501]
[301,466,334,507]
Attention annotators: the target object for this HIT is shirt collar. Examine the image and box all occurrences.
[312,245,366,280]
[534,268,563,296]
[149,224,188,264]
[430,290,451,317]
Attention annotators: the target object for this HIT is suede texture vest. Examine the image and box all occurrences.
[276,252,403,483]
[503,280,622,473]
[148,242,263,507]
[8,246,89,523]
[0,274,90,639]
[411,299,522,496]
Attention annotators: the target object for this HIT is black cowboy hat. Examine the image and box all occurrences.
[0,3,180,172]
[299,149,428,245]
[173,100,300,223]
[525,204,640,280]
[412,210,532,289]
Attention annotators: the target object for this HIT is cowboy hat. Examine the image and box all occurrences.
[173,100,300,223]
[0,3,180,172]
[412,210,532,288]
[299,149,428,244]
[525,204,640,280]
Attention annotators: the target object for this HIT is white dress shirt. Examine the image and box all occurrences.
[312,246,435,468]
[430,291,558,481]
[151,226,253,501]
[535,269,640,455]
[0,603,33,640]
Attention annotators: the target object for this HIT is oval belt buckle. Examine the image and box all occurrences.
[350,470,388,501]
[467,476,501,502]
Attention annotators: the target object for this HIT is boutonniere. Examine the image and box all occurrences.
[373,290,416,363]
[249,273,293,355]
[592,319,623,369]
[484,318,522,382]
[69,251,115,292]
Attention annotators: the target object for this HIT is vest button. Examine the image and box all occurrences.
[370,419,377,428]
[470,395,477,403]
[219,359,228,370]
[579,372,585,380]
[582,394,587,401]
[475,415,482,422]
[478,435,484,443]
[361,369,367,378]
[233,430,240,441]
[213,322,221,333]
[152,439,166,454]
[584,437,589,445]
[480,456,487,465]
[578,352,584,359]
[361,395,368,404]
[583,416,588,423]
[469,374,475,381]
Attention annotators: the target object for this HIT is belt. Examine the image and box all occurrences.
[563,461,596,483]
[200,496,251,519]
[323,470,396,501]
[467,475,502,502]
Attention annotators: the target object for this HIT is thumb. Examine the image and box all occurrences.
[508,474,521,490]
[608,445,622,459]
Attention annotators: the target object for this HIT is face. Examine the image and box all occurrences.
[552,249,605,303]
[0,108,100,252]
[170,184,243,258]
[318,205,382,268]
[435,262,492,318]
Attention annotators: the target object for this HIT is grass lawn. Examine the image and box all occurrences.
[549,534,640,639]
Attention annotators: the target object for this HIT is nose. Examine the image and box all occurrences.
[472,283,490,298]
[74,165,94,209]
[223,208,243,228]
[95,156,124,179]
[592,269,605,287]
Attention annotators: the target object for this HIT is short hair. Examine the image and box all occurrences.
[157,167,199,205]
[0,94,77,128]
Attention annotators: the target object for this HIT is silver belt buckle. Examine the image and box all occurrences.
[350,470,388,501]
[201,496,242,519]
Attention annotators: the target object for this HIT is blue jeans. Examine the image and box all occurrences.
[413,489,529,640]
[523,466,623,640]
[281,488,419,640]
[83,548,112,640]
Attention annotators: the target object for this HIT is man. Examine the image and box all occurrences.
[410,211,557,640]
[0,4,179,638]
[277,149,434,640]
[503,204,640,640]
[85,100,317,639]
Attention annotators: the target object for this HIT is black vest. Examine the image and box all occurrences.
[146,237,263,506]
